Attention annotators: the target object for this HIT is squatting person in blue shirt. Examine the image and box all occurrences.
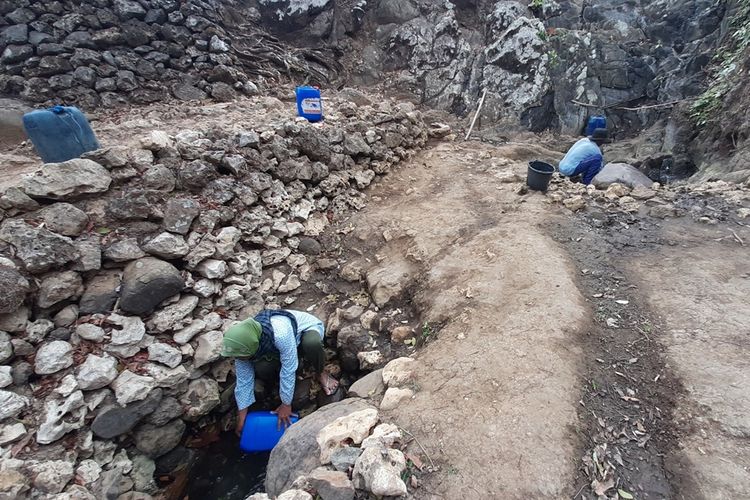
[558,128,611,185]
[221,309,340,434]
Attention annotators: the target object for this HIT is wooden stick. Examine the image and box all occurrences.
[571,98,693,112]
[400,427,437,471]
[465,89,488,141]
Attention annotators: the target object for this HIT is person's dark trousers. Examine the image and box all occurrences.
[254,330,325,381]
[571,156,603,185]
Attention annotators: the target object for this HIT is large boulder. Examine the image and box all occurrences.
[0,220,78,273]
[22,159,112,200]
[592,162,654,189]
[0,266,29,314]
[266,398,376,497]
[119,258,185,315]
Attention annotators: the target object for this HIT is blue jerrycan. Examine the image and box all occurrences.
[239,411,299,453]
[23,106,100,163]
[585,115,607,136]
[295,86,323,122]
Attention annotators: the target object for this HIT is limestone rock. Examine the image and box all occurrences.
[0,307,28,333]
[108,314,146,346]
[361,423,401,449]
[38,271,83,308]
[347,369,385,400]
[22,159,112,200]
[277,491,313,500]
[366,259,413,307]
[317,408,379,464]
[163,198,201,234]
[390,326,413,344]
[605,183,631,199]
[193,331,223,369]
[304,467,355,500]
[41,203,89,236]
[147,343,182,368]
[0,469,29,498]
[29,460,75,494]
[0,266,29,314]
[196,259,228,279]
[72,237,102,272]
[142,232,190,259]
[0,389,29,421]
[148,294,199,333]
[112,370,156,405]
[563,195,586,212]
[144,363,189,388]
[120,258,184,315]
[142,165,176,191]
[352,447,407,497]
[76,354,118,390]
[134,419,186,458]
[330,446,363,473]
[173,319,206,344]
[0,220,78,273]
[266,398,376,497]
[357,350,384,370]
[180,377,220,421]
[37,390,86,444]
[75,460,101,486]
[214,226,241,259]
[35,340,74,375]
[380,387,414,411]
[382,357,415,388]
[76,323,105,342]
[0,422,26,445]
[0,366,11,388]
[103,238,145,262]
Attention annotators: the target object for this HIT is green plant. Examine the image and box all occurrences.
[537,29,548,42]
[548,49,560,68]
[531,0,544,8]
[421,322,434,341]
[690,0,750,126]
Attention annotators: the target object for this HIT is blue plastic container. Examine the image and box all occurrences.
[23,106,100,164]
[585,115,607,136]
[239,411,299,453]
[295,86,323,122]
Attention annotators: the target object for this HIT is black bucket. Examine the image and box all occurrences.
[527,160,555,192]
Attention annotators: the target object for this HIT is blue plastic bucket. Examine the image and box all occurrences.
[585,115,606,136]
[295,86,323,122]
[239,411,299,453]
[23,106,100,163]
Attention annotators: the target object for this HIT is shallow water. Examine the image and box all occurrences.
[184,433,270,500]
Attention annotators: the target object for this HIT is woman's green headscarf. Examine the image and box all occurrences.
[221,318,263,358]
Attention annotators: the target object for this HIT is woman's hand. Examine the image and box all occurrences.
[273,404,293,430]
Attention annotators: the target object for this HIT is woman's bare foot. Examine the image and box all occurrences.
[319,371,339,396]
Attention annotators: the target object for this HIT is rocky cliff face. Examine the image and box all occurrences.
[256,0,728,136]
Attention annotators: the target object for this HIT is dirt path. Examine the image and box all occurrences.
[343,141,589,498]
[628,222,750,499]
[341,140,750,499]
